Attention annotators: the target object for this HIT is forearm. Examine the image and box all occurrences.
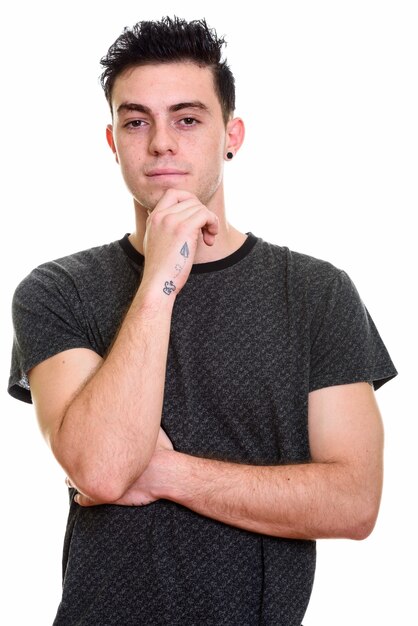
[157,452,378,540]
[55,286,173,502]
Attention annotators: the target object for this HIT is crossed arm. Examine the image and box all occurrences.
[28,190,384,541]
[77,381,383,541]
[31,341,383,542]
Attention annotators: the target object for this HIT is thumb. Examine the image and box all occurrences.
[157,427,174,450]
[74,492,99,507]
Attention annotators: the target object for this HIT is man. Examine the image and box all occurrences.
[8,16,397,626]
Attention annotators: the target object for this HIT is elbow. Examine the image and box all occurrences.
[345,499,380,541]
[77,475,129,504]
[69,465,139,504]
[54,441,143,504]
[350,511,379,541]
[59,459,125,504]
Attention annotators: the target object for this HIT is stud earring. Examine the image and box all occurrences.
[226,152,234,160]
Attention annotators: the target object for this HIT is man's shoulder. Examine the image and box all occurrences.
[26,237,125,279]
[256,237,343,286]
[45,237,126,273]
[14,237,130,300]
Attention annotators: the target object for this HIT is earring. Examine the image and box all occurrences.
[226,152,234,160]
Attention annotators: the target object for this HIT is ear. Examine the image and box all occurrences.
[106,124,119,163]
[224,117,245,160]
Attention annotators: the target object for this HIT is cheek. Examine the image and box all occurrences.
[115,134,142,161]
[117,154,146,198]
[196,136,224,171]
[117,148,143,181]
[207,140,225,174]
[197,151,225,199]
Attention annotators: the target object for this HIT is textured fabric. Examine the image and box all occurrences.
[8,233,397,625]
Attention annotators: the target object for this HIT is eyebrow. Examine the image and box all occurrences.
[116,101,209,115]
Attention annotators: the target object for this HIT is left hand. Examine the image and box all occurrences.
[71,427,174,507]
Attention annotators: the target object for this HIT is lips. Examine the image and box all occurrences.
[146,169,188,177]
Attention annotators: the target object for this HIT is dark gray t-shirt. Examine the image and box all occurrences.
[8,234,397,625]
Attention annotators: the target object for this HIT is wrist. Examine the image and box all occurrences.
[155,450,190,502]
[135,279,177,315]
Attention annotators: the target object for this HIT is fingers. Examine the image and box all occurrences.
[74,489,155,507]
[65,476,100,507]
[201,219,218,246]
[74,493,97,507]
[150,196,216,227]
[156,427,174,450]
[150,189,219,247]
[153,188,196,211]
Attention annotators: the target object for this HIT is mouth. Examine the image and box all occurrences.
[146,169,188,177]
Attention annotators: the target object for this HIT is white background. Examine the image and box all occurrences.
[0,1,416,624]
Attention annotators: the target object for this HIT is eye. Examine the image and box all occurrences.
[179,117,198,126]
[125,119,146,128]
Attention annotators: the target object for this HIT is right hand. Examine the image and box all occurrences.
[140,189,219,297]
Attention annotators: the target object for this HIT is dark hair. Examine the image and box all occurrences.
[100,16,235,124]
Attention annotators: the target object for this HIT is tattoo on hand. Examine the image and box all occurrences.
[173,241,189,278]
[180,242,189,258]
[163,280,176,296]
[163,242,190,294]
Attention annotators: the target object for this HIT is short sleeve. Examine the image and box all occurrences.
[8,264,95,404]
[309,270,397,392]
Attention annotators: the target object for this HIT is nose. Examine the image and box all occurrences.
[148,121,178,156]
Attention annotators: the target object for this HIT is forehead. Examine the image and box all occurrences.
[111,62,220,114]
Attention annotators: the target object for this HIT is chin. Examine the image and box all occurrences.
[134,190,165,212]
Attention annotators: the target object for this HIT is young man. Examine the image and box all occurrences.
[9,17,397,626]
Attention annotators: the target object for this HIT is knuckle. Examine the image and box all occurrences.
[164,187,178,199]
[161,213,178,229]
[173,221,189,238]
[147,210,158,224]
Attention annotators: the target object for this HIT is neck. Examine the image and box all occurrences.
[129,194,247,264]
